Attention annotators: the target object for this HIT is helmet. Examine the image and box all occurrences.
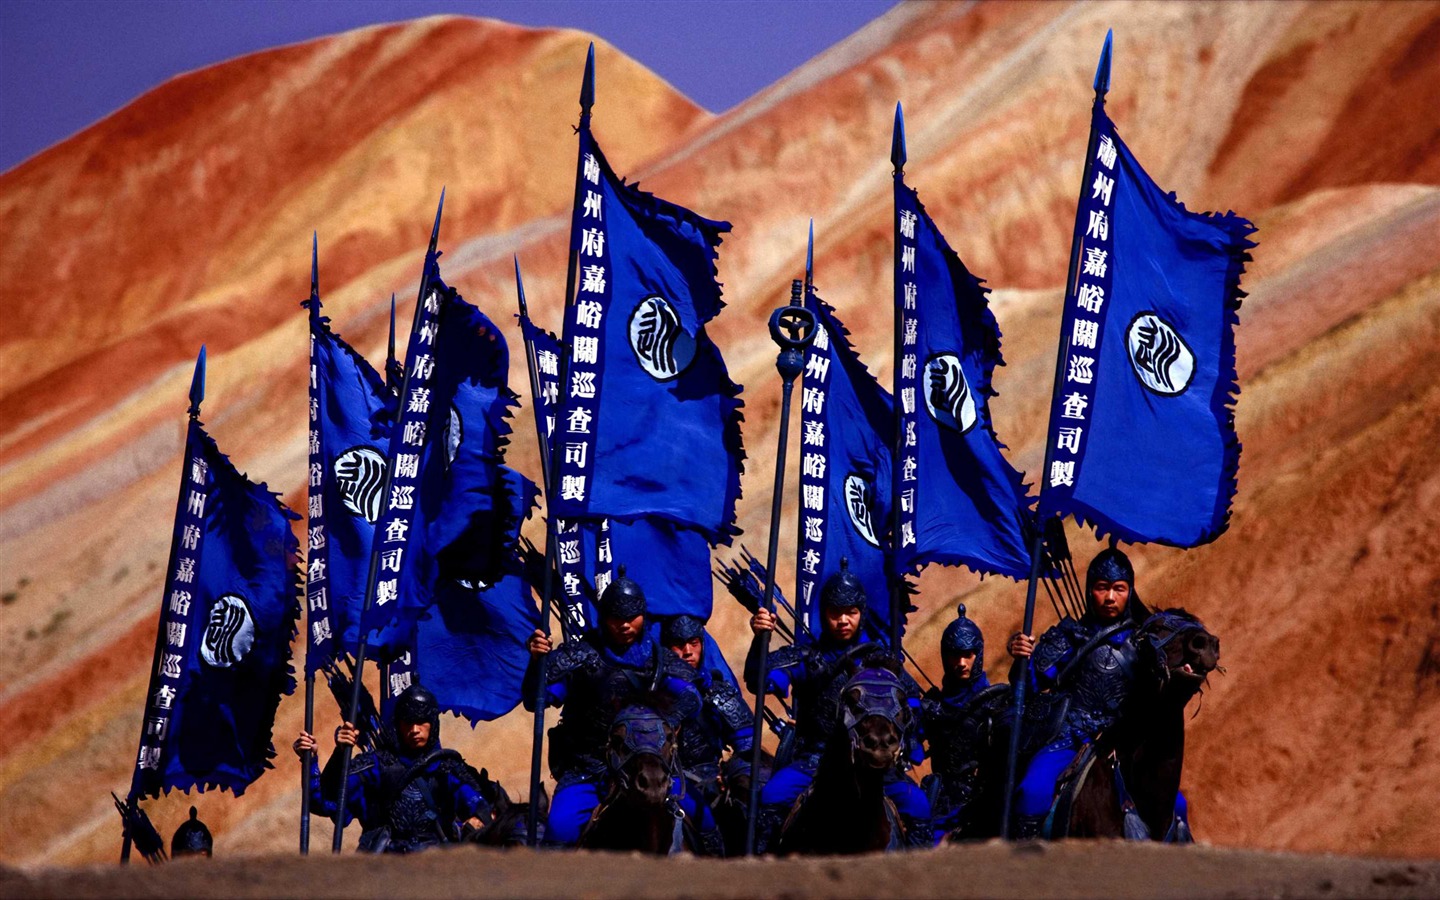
[599,565,647,620]
[661,614,705,647]
[1086,548,1134,593]
[940,603,984,662]
[171,806,212,858]
[393,683,441,745]
[820,558,867,611]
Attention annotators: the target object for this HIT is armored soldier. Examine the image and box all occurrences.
[746,561,931,850]
[523,568,703,846]
[921,605,1009,842]
[1005,547,1148,837]
[661,614,754,856]
[170,806,213,858]
[294,683,493,853]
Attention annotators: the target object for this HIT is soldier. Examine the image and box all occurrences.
[170,807,213,858]
[746,561,932,850]
[1005,547,1149,838]
[660,614,754,856]
[523,568,703,846]
[921,605,1009,842]
[294,683,492,853]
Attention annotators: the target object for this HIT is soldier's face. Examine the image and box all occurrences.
[945,650,977,680]
[1090,580,1130,621]
[398,719,431,752]
[823,605,861,641]
[603,613,644,648]
[668,637,703,668]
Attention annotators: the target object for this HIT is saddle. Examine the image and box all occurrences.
[1043,741,1148,841]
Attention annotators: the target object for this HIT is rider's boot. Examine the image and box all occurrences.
[1014,814,1047,840]
[698,826,726,858]
[753,804,786,855]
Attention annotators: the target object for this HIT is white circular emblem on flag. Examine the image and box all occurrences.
[200,593,255,668]
[443,405,463,467]
[334,446,387,523]
[629,295,696,380]
[844,474,880,548]
[923,353,977,433]
[1126,312,1194,396]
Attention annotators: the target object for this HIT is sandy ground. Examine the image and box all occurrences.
[4,842,1439,900]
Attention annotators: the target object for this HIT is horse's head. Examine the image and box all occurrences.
[1136,608,1221,700]
[838,666,911,771]
[606,701,678,806]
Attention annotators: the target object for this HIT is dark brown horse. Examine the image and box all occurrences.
[1055,609,1221,840]
[578,701,695,854]
[463,769,548,847]
[777,666,911,855]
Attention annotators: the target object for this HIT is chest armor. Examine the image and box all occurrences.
[1063,635,1139,737]
[562,653,656,746]
[793,647,859,752]
[924,691,997,783]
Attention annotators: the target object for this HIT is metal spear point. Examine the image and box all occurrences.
[745,277,817,856]
[188,345,206,418]
[891,101,907,175]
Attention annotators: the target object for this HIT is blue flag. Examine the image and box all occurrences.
[415,467,542,723]
[305,298,394,673]
[550,124,745,542]
[893,178,1033,579]
[132,417,301,798]
[586,516,714,620]
[796,290,899,640]
[1037,102,1254,547]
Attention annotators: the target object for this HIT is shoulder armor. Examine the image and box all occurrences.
[706,676,752,730]
[767,643,806,671]
[547,637,601,683]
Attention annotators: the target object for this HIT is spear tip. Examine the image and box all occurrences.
[188,345,206,415]
[805,219,814,287]
[387,294,397,355]
[427,189,446,256]
[580,42,596,113]
[890,101,907,172]
[310,232,318,297]
[1093,28,1113,95]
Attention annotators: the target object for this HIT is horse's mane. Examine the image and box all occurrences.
[843,653,905,680]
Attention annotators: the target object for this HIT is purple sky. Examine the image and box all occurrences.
[0,0,896,174]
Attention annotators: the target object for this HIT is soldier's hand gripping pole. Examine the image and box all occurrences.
[745,280,816,856]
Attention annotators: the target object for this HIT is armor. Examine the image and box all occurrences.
[393,684,440,737]
[1087,547,1134,589]
[662,614,704,646]
[170,806,212,858]
[819,558,867,611]
[922,678,1008,831]
[676,668,753,793]
[768,640,914,762]
[599,566,647,620]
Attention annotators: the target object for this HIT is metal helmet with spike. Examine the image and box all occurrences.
[661,614,704,647]
[599,564,647,620]
[940,603,984,661]
[171,806,213,858]
[393,682,441,746]
[820,557,867,611]
[1086,547,1135,593]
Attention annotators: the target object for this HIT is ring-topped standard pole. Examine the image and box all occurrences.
[744,279,817,856]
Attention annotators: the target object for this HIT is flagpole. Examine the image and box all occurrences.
[1000,29,1112,840]
[123,346,206,864]
[888,103,908,656]
[332,191,445,853]
[522,43,595,848]
[745,280,816,855]
[299,235,320,856]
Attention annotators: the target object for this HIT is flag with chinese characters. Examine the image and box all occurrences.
[362,275,523,648]
[131,417,301,798]
[796,289,899,640]
[893,177,1032,580]
[416,466,542,723]
[585,516,714,620]
[1037,102,1254,546]
[305,297,394,673]
[549,122,745,543]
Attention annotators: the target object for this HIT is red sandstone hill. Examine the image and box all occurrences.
[2,0,1439,865]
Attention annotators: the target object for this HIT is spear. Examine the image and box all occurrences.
[122,346,206,864]
[522,43,596,848]
[332,190,445,853]
[1000,29,1113,840]
[745,279,817,855]
[888,101,909,657]
[386,294,402,396]
[300,235,319,856]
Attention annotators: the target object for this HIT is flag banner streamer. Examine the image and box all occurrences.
[550,123,744,542]
[893,179,1032,579]
[305,299,395,672]
[585,516,714,620]
[1037,103,1255,547]
[797,291,898,640]
[132,418,300,798]
[416,466,543,723]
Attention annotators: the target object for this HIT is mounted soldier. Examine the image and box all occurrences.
[920,604,1009,842]
[523,567,704,846]
[660,614,754,856]
[746,561,931,851]
[294,683,493,853]
[1005,547,1150,838]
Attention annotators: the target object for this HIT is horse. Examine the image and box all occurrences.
[463,769,548,847]
[577,700,695,854]
[1049,608,1221,840]
[776,665,912,855]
